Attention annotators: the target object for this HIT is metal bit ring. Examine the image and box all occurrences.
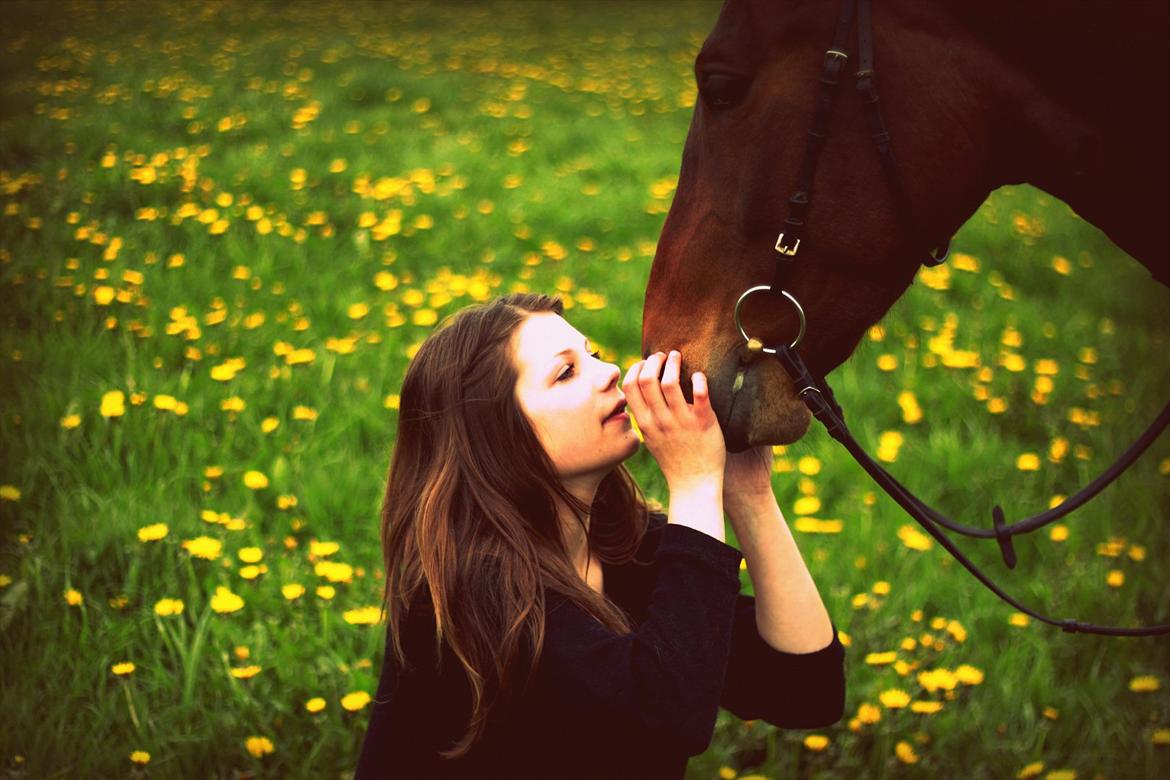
[733,285,807,353]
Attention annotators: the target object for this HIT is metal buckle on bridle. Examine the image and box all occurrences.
[733,284,807,353]
[774,233,800,256]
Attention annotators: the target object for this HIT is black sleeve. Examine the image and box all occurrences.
[719,594,846,728]
[535,522,744,757]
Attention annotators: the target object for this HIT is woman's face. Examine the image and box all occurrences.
[512,311,640,483]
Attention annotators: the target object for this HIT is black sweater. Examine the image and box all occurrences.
[355,512,846,780]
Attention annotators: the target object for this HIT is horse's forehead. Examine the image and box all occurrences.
[699,0,810,65]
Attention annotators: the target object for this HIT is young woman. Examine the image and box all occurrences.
[355,292,844,779]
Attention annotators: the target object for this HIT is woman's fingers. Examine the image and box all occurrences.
[636,352,669,421]
[691,370,712,422]
[659,351,687,413]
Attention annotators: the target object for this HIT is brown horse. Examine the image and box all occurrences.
[642,0,1170,452]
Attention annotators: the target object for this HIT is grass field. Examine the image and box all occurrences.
[1,1,1168,778]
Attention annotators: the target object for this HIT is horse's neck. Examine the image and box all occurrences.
[960,2,1169,283]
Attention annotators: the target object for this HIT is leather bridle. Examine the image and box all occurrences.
[732,0,1170,636]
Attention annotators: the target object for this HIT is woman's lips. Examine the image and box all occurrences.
[604,411,629,424]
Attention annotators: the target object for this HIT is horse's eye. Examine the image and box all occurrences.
[701,72,750,110]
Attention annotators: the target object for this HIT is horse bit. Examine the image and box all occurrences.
[730,0,1170,635]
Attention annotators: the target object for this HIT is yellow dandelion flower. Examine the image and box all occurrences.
[897,524,933,551]
[1035,359,1059,376]
[797,456,822,475]
[282,583,306,601]
[310,540,340,557]
[911,700,944,714]
[100,390,126,418]
[341,691,372,712]
[347,302,370,320]
[793,496,821,515]
[210,585,244,614]
[182,536,222,560]
[803,734,829,751]
[895,740,919,764]
[955,664,985,685]
[152,394,177,411]
[239,565,262,580]
[230,665,261,679]
[111,661,136,676]
[305,697,326,713]
[1049,524,1069,542]
[314,560,354,583]
[1017,761,1045,779]
[1129,675,1161,693]
[1044,770,1076,780]
[129,750,151,765]
[137,523,168,542]
[919,668,958,693]
[93,285,116,305]
[865,651,897,666]
[1009,612,1031,627]
[61,413,82,429]
[238,547,263,563]
[898,391,923,424]
[221,396,245,412]
[946,620,967,642]
[205,465,224,479]
[1016,453,1041,471]
[316,585,336,600]
[879,689,910,709]
[872,581,891,596]
[261,417,280,433]
[857,702,881,724]
[1152,728,1170,745]
[210,364,237,382]
[293,405,318,421]
[1107,569,1125,588]
[793,517,843,534]
[343,606,382,625]
[877,430,903,462]
[877,354,898,371]
[243,470,269,490]
[154,598,184,616]
[64,588,83,606]
[244,736,274,758]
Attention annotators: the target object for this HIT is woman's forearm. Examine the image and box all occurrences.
[726,495,835,653]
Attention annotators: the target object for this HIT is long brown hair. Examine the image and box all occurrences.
[378,292,651,759]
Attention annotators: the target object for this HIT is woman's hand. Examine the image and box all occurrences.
[622,351,725,493]
[722,445,776,512]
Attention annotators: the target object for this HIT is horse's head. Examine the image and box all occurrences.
[643,0,1010,450]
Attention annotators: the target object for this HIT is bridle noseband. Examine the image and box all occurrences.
[733,0,1170,636]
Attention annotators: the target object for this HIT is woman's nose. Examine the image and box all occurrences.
[601,360,620,392]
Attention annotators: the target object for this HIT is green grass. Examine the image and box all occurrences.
[2,1,1168,778]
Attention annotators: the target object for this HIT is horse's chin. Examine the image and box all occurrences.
[723,395,812,452]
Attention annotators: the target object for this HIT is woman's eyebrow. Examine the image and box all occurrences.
[545,336,590,375]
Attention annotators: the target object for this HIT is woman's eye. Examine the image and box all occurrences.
[557,351,601,382]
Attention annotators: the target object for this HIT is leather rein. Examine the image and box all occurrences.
[732,0,1170,636]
